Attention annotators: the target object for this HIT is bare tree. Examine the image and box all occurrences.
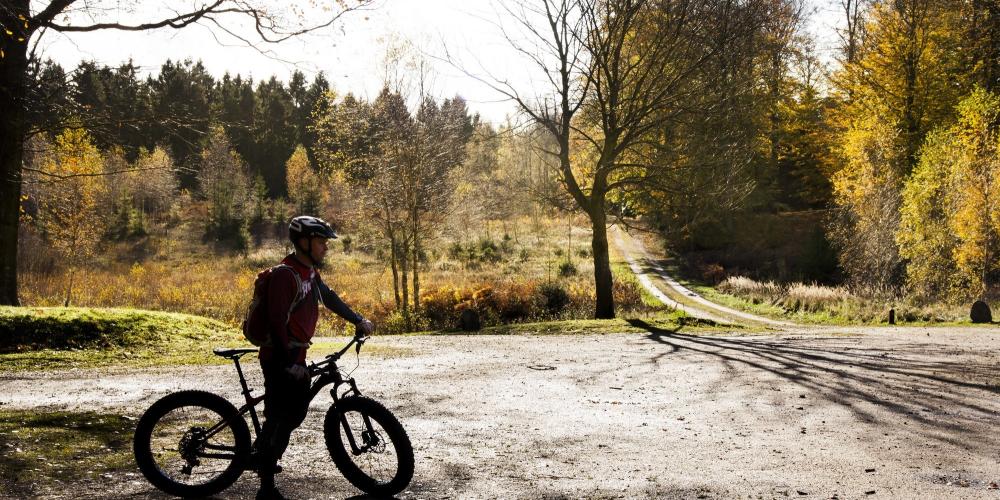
[840,0,870,64]
[481,0,774,318]
[0,0,373,305]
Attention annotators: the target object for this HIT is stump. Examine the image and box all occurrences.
[459,309,481,332]
[970,300,992,323]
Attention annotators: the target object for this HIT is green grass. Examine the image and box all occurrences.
[0,300,740,373]
[461,309,736,335]
[0,410,134,498]
[0,306,243,370]
[0,306,420,371]
[690,283,988,327]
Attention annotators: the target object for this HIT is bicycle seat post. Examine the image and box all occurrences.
[231,356,262,435]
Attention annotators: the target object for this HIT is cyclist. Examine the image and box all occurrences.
[254,215,374,500]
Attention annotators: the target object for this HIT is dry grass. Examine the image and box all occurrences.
[714,275,967,324]
[780,283,852,313]
[20,214,649,334]
[717,276,783,305]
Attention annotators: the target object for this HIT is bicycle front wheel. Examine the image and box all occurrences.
[324,396,414,496]
[133,390,251,498]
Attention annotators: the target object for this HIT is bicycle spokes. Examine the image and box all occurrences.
[340,410,399,483]
[149,405,240,485]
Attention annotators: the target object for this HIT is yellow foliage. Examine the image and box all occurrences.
[36,128,108,304]
[285,144,324,214]
[830,115,904,287]
[899,87,1000,299]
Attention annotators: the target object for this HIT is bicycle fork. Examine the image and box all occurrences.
[333,378,377,455]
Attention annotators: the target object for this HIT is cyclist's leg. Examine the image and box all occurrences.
[255,362,311,486]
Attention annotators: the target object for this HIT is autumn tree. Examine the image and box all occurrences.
[104,146,178,237]
[0,0,373,306]
[897,129,961,299]
[34,128,106,305]
[286,144,324,215]
[830,115,905,290]
[833,0,961,171]
[488,0,787,317]
[900,88,1000,300]
[948,89,1000,298]
[133,147,179,218]
[828,0,964,288]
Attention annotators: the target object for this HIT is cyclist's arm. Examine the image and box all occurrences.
[317,277,364,324]
[265,268,298,365]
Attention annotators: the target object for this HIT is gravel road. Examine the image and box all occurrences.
[2,326,999,499]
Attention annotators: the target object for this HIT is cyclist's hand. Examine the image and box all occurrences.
[285,364,309,381]
[357,319,375,336]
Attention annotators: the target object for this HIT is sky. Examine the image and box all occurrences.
[36,0,844,125]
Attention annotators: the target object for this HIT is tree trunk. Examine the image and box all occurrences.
[590,196,615,319]
[64,267,75,307]
[412,231,420,316]
[0,3,29,306]
[400,240,410,330]
[388,228,401,308]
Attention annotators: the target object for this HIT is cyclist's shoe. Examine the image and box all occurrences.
[255,486,290,500]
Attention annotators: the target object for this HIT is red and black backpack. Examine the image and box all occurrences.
[241,264,308,347]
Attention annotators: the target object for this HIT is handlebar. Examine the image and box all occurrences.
[307,333,369,375]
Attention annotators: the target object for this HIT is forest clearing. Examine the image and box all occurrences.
[3,0,1000,498]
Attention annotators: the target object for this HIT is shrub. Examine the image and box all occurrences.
[539,283,570,313]
[379,310,430,335]
[558,260,577,277]
[244,246,287,269]
[699,263,726,284]
[612,279,644,312]
[478,239,502,263]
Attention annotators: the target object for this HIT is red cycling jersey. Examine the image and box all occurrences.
[259,254,363,365]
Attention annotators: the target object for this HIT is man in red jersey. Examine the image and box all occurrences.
[254,215,374,500]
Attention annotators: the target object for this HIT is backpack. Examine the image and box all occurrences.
[242,264,308,347]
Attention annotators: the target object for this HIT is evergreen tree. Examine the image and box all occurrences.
[252,76,296,197]
[149,59,216,189]
[215,72,257,176]
[199,125,250,248]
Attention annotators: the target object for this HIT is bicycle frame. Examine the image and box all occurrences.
[193,336,370,459]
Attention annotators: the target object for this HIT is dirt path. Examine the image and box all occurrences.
[612,226,796,328]
[2,328,999,499]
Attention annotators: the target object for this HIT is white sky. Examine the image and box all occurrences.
[36,0,844,124]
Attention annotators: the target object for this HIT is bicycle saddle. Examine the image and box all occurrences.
[212,347,258,359]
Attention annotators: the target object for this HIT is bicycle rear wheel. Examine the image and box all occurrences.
[133,390,251,498]
[324,396,414,496]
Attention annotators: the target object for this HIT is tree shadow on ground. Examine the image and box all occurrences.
[627,318,1000,449]
[0,411,133,498]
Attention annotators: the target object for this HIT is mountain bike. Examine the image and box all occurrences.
[132,334,414,498]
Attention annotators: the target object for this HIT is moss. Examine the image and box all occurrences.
[0,306,242,370]
[0,410,134,498]
[0,306,234,352]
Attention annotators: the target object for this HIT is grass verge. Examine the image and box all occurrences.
[0,410,135,498]
[466,310,734,335]
[0,306,243,371]
[0,302,737,372]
